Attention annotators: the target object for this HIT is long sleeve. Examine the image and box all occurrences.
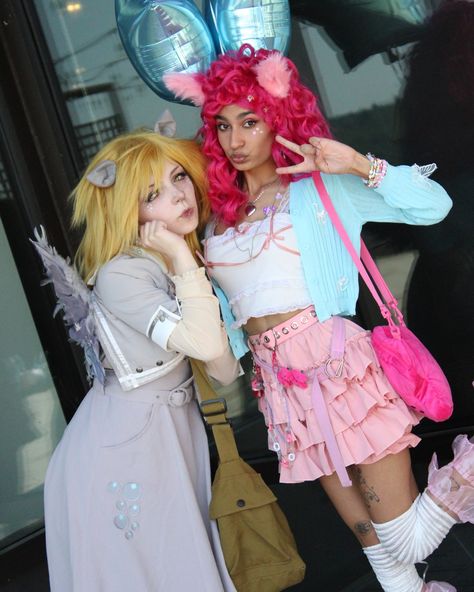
[334,163,453,225]
[95,256,228,362]
[204,336,241,385]
[290,169,452,324]
[165,267,228,361]
[211,278,249,360]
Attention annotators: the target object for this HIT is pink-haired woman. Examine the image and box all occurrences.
[164,45,474,592]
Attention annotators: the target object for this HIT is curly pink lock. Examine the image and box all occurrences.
[165,45,332,226]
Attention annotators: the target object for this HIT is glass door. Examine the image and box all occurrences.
[0,157,66,550]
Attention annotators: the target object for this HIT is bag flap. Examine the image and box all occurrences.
[209,458,277,519]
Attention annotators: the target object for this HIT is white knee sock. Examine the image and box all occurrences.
[363,543,423,592]
[373,493,457,564]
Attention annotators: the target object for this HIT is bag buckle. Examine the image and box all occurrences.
[200,397,228,417]
[324,357,344,379]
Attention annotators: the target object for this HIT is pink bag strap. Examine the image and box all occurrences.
[311,172,405,333]
[252,316,352,487]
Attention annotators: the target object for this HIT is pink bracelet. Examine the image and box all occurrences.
[363,154,388,189]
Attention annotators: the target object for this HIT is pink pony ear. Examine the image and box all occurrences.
[254,53,291,98]
[163,72,205,107]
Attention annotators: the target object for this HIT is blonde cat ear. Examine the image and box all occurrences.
[163,72,206,107]
[86,160,116,188]
[154,109,177,137]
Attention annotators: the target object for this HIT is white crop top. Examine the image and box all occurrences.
[203,213,312,328]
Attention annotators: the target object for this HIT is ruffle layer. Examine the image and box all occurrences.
[427,435,474,523]
[254,318,421,484]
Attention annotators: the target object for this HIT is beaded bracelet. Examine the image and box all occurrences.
[363,153,388,189]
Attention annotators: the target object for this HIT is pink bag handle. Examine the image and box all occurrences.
[311,172,405,335]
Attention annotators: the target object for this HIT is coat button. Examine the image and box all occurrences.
[156,360,163,366]
[135,367,143,373]
[236,499,246,508]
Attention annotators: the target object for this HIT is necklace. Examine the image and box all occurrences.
[233,186,288,260]
[244,177,279,217]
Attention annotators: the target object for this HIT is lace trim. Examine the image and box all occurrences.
[228,278,309,306]
[411,163,437,188]
[231,299,313,330]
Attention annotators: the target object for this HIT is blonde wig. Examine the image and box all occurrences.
[71,130,209,282]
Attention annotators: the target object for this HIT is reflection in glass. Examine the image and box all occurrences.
[116,0,216,103]
[33,0,265,460]
[35,0,201,144]
[0,210,66,548]
[401,0,474,430]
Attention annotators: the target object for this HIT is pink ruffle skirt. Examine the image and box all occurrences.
[249,312,421,484]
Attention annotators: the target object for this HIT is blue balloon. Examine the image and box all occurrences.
[116,0,216,103]
[204,0,224,54]
[204,0,291,55]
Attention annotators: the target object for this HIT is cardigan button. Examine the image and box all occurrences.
[156,360,163,366]
[236,499,246,508]
[136,367,143,373]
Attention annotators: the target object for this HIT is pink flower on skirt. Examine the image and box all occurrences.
[277,368,308,389]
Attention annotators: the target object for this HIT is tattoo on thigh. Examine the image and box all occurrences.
[354,521,373,537]
[355,467,380,508]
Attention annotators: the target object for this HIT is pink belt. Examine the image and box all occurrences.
[249,306,318,348]
[250,314,352,487]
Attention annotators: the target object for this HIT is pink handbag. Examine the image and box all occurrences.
[312,172,453,422]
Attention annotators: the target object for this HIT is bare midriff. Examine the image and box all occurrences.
[244,307,307,336]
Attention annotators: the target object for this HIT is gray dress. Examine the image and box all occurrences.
[44,252,237,592]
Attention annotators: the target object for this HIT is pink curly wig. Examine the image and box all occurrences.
[200,45,332,226]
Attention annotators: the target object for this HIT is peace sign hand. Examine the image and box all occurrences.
[275,135,369,177]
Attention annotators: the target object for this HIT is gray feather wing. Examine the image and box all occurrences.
[30,226,105,384]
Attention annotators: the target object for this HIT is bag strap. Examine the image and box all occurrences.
[190,359,240,463]
[311,172,405,333]
[252,316,352,487]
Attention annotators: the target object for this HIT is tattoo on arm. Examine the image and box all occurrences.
[355,467,380,508]
[354,521,373,537]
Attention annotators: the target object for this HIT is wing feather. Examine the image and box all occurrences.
[31,226,105,384]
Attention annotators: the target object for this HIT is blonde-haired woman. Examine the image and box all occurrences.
[42,130,238,592]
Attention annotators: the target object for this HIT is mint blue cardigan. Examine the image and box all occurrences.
[211,164,452,359]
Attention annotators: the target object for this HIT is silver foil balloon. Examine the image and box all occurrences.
[116,0,216,103]
[205,0,291,55]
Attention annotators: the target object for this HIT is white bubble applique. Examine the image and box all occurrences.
[107,481,142,540]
